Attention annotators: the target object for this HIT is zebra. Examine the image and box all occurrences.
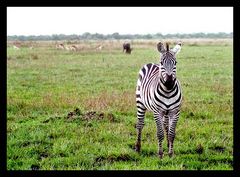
[135,41,182,158]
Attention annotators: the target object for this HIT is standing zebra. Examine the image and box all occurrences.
[135,41,182,158]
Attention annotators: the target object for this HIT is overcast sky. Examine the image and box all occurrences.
[7,7,233,36]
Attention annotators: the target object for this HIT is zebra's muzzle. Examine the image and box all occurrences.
[166,74,173,82]
[165,74,175,89]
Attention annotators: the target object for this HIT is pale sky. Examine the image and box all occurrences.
[7,7,233,36]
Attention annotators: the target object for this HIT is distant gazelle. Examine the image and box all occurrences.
[95,45,103,51]
[65,46,70,51]
[70,45,78,51]
[13,45,20,50]
[56,43,65,50]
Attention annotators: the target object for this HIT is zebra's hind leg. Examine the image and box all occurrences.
[135,102,146,153]
[154,112,164,159]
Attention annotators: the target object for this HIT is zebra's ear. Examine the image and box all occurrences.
[171,42,182,55]
[157,42,166,53]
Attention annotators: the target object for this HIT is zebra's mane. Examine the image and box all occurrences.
[163,51,174,60]
[166,43,169,51]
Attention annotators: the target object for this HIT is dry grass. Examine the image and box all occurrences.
[84,91,135,112]
[7,38,232,51]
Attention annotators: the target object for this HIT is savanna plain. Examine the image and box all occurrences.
[7,39,233,170]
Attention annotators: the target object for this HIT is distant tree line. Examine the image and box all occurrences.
[7,32,233,41]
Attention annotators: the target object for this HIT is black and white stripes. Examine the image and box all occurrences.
[135,42,182,158]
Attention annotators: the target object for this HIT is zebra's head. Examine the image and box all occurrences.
[157,42,182,89]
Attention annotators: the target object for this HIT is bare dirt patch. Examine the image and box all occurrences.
[209,146,225,153]
[66,108,116,122]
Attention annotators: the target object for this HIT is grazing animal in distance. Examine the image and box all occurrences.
[56,43,65,50]
[70,45,78,51]
[13,45,20,50]
[65,46,70,51]
[135,41,182,159]
[123,42,132,54]
[95,45,103,51]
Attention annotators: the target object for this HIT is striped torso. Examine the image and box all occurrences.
[136,63,182,113]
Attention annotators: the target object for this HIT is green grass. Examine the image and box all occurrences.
[7,40,233,170]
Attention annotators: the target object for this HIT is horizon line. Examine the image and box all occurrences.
[7,32,233,36]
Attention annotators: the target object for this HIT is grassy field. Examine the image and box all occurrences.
[7,39,233,170]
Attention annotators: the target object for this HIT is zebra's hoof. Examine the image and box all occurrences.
[135,146,141,153]
[158,152,164,159]
[158,154,163,159]
[168,152,174,158]
[134,144,141,153]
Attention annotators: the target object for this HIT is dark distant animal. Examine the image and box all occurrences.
[123,42,132,54]
[135,41,182,159]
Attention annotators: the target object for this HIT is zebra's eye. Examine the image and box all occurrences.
[175,61,177,64]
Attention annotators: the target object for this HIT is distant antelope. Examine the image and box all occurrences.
[123,42,132,54]
[56,43,65,50]
[65,46,70,51]
[70,45,78,51]
[95,45,103,51]
[13,45,20,50]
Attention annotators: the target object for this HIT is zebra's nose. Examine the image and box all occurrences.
[166,73,172,81]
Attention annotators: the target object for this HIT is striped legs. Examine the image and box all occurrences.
[135,102,146,153]
[163,115,170,149]
[167,111,180,157]
[155,111,180,158]
[154,112,164,159]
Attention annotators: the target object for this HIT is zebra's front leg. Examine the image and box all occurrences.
[135,108,146,152]
[163,115,169,148]
[168,111,180,157]
[154,112,164,159]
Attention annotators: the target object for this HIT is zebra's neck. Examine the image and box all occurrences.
[159,75,177,92]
